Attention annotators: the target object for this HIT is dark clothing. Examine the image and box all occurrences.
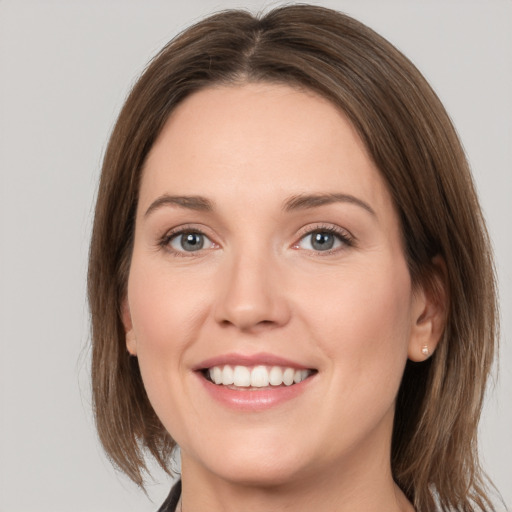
[157,480,181,512]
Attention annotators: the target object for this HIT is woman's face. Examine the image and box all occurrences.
[124,83,431,487]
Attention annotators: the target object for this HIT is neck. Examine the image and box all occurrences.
[178,447,414,512]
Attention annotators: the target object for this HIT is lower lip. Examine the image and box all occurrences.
[196,373,315,411]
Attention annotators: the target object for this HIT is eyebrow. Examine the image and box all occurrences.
[283,193,376,216]
[144,194,214,217]
[144,192,376,218]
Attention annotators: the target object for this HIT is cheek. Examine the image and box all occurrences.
[128,255,207,354]
[299,258,413,393]
[125,254,210,415]
[125,260,212,442]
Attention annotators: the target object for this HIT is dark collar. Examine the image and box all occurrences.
[157,480,181,512]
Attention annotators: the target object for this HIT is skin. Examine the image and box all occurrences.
[123,83,444,511]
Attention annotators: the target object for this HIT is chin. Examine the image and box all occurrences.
[183,431,315,488]
[208,457,309,488]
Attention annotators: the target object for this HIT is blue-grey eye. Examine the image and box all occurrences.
[169,232,212,252]
[297,230,344,252]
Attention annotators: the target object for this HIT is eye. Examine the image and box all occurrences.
[295,228,352,253]
[167,231,215,253]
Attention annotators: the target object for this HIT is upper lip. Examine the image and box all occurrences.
[194,352,314,371]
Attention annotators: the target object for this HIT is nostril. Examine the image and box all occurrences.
[219,317,281,332]
[213,265,292,330]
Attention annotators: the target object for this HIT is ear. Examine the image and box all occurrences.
[408,256,448,362]
[121,299,137,356]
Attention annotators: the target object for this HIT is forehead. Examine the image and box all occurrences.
[140,82,394,216]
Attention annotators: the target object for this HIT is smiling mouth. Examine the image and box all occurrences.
[201,364,316,389]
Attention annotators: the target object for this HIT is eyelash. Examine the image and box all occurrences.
[293,224,355,255]
[158,223,355,257]
[158,225,215,257]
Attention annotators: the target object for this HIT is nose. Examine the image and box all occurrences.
[213,249,291,332]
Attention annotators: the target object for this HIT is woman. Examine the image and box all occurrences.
[88,5,499,511]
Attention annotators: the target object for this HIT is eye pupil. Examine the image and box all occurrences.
[181,233,204,251]
[311,232,335,251]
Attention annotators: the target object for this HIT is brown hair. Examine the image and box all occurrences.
[88,5,498,510]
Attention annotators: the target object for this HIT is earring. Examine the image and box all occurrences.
[421,345,429,357]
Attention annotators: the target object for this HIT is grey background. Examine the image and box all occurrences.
[0,1,510,511]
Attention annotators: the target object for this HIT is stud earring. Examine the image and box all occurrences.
[421,345,429,357]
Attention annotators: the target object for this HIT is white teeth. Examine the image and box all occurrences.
[206,364,312,387]
[222,365,234,385]
[233,366,251,387]
[294,369,309,384]
[282,367,295,386]
[213,366,222,385]
[269,366,283,386]
[251,366,269,387]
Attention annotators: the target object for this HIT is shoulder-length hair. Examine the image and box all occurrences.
[88,5,498,511]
